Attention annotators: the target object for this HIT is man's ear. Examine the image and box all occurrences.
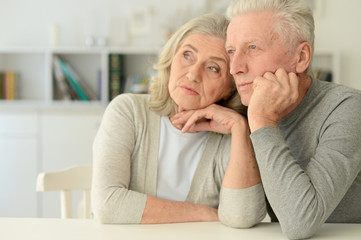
[295,42,312,74]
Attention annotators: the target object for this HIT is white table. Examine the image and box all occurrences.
[0,218,360,240]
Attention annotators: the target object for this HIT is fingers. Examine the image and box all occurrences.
[173,105,222,133]
[172,109,206,133]
[248,68,300,131]
[180,109,210,133]
[288,72,299,103]
[262,69,299,103]
[189,120,212,133]
[173,105,245,135]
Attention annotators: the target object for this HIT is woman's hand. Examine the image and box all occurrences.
[172,104,247,135]
[173,104,261,190]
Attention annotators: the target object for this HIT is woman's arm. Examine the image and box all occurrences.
[173,104,261,188]
[141,196,218,224]
[173,104,266,228]
[223,115,261,189]
[92,94,219,224]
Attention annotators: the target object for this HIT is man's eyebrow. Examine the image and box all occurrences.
[226,39,259,48]
[225,43,233,48]
[246,39,259,44]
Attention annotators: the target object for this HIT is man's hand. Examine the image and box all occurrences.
[248,68,299,132]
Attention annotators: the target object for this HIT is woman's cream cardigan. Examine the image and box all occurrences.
[91,93,266,227]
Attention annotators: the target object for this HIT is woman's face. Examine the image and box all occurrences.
[168,33,233,112]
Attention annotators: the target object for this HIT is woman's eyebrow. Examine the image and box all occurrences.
[184,43,226,63]
[210,56,226,63]
[183,44,198,53]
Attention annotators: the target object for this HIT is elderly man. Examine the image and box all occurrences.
[176,0,361,239]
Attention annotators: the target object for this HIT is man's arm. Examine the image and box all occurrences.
[247,70,361,239]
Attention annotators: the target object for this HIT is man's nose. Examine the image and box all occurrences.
[230,51,247,75]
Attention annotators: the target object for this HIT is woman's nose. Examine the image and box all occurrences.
[186,64,202,82]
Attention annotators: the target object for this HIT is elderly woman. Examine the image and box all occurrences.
[91,13,266,227]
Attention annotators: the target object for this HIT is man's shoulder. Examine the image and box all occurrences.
[312,80,361,105]
[316,79,361,97]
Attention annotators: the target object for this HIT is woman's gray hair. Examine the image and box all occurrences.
[226,0,315,53]
[149,13,246,117]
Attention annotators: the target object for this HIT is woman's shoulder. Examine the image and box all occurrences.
[111,93,150,105]
[108,93,150,112]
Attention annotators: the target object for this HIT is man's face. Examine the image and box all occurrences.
[226,11,298,106]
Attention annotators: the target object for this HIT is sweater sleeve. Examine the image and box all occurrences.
[250,96,361,239]
[91,94,147,224]
[218,184,266,228]
[216,135,266,228]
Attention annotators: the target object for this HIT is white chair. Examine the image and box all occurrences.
[36,165,93,219]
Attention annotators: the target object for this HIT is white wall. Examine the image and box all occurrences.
[0,0,212,47]
[0,0,360,89]
[314,0,361,89]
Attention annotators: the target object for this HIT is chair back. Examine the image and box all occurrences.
[36,165,92,218]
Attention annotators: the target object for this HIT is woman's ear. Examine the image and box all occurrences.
[295,41,312,74]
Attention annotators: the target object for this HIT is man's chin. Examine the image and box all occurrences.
[239,94,251,107]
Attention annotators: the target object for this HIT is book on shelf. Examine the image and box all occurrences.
[0,73,3,99]
[124,74,150,94]
[52,56,72,100]
[0,71,18,100]
[66,63,97,100]
[108,54,125,101]
[97,69,102,101]
[52,56,97,101]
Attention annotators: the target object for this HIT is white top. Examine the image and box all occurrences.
[157,116,209,201]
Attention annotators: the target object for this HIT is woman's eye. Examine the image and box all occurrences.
[249,45,257,50]
[209,66,218,72]
[183,53,191,60]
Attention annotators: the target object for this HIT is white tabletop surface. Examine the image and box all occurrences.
[0,218,360,240]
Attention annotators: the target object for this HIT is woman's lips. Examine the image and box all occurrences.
[180,85,199,95]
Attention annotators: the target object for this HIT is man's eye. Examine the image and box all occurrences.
[227,50,235,54]
[250,45,257,50]
[183,53,190,59]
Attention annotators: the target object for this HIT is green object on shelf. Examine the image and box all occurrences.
[58,58,90,101]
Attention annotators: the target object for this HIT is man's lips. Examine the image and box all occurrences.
[238,82,253,90]
[180,85,199,95]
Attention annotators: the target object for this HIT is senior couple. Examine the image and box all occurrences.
[91,0,361,239]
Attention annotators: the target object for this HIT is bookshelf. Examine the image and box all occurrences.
[0,46,159,108]
[0,46,159,218]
